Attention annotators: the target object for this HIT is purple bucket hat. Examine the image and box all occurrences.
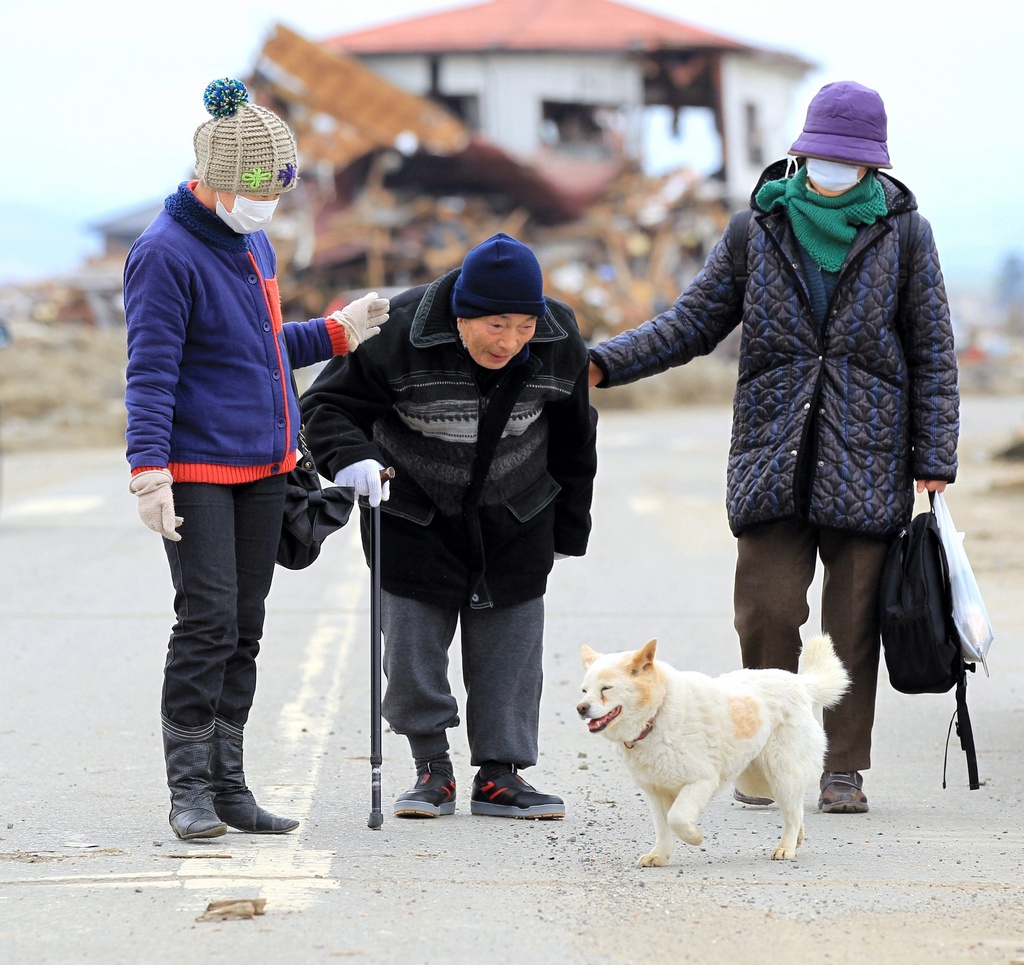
[789,81,891,169]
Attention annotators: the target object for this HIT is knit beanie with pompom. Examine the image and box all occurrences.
[193,78,298,196]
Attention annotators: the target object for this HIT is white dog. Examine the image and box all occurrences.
[577,635,849,865]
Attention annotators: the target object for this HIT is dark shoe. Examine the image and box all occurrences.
[394,769,457,818]
[161,719,227,841]
[211,718,299,834]
[818,771,869,813]
[733,788,774,806]
[470,766,565,819]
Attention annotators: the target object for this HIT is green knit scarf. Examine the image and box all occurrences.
[755,166,888,271]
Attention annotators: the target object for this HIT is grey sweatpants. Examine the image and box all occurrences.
[380,591,545,768]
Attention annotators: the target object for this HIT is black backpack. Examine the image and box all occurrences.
[878,495,979,789]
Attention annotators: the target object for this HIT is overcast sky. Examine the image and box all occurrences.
[2,0,1021,289]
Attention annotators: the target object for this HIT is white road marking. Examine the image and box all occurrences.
[3,496,104,517]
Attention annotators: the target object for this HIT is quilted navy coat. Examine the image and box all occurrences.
[591,162,958,539]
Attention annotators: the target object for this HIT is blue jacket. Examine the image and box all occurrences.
[124,183,347,483]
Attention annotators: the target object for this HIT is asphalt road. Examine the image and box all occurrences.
[1,399,1022,965]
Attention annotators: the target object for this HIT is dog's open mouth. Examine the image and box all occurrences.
[587,706,621,733]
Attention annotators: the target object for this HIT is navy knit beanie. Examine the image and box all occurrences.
[451,233,546,319]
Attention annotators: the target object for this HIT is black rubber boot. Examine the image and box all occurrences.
[210,717,299,834]
[161,719,227,840]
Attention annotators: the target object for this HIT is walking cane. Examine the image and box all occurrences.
[367,467,395,830]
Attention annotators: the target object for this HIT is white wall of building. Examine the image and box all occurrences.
[361,50,807,198]
[719,54,808,204]
[364,52,645,158]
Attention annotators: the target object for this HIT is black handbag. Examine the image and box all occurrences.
[276,422,355,570]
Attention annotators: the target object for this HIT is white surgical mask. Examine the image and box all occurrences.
[215,193,279,234]
[805,158,864,193]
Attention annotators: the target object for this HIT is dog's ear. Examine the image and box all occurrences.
[630,639,657,675]
[581,645,600,668]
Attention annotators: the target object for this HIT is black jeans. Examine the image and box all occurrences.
[161,476,286,728]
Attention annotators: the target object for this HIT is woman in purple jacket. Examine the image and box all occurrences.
[124,78,388,840]
[589,82,958,814]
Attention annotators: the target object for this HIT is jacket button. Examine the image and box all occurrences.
[803,402,810,410]
[247,274,258,284]
[272,370,280,380]
[790,450,797,457]
[271,464,280,474]
[471,594,479,603]
[818,460,825,467]
[277,418,286,428]
[263,321,271,332]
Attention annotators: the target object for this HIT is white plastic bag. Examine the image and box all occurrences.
[932,491,993,673]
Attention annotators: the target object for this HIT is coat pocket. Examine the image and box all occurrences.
[376,483,436,526]
[505,472,561,523]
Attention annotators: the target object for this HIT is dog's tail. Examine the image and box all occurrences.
[797,634,850,710]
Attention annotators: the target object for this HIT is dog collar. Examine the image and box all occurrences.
[623,718,655,749]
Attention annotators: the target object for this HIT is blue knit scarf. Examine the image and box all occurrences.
[164,183,249,253]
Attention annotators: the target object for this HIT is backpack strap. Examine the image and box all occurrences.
[943,665,980,791]
[729,208,754,296]
[956,669,981,790]
[895,209,919,296]
[890,208,919,341]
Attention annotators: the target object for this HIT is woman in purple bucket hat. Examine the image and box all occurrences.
[587,81,958,815]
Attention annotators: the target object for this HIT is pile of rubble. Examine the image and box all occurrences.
[277,155,732,338]
[0,160,741,454]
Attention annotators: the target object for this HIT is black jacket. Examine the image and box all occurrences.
[590,162,958,538]
[301,269,598,608]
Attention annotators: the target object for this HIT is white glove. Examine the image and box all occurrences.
[129,469,183,541]
[328,291,390,351]
[334,459,390,507]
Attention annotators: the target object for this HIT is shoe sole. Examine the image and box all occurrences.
[174,823,227,840]
[469,801,564,819]
[819,801,869,813]
[232,823,300,833]
[393,802,456,818]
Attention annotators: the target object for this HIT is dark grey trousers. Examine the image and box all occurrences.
[734,519,889,773]
[380,591,545,768]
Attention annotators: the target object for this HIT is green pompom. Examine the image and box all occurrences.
[203,78,249,119]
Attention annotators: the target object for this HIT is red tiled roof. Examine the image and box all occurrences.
[322,0,747,55]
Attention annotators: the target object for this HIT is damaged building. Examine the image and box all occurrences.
[93,0,814,337]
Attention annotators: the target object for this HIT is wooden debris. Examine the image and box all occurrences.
[279,157,730,341]
[196,898,267,922]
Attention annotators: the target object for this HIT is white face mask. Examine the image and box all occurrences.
[805,158,864,193]
[215,193,279,234]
